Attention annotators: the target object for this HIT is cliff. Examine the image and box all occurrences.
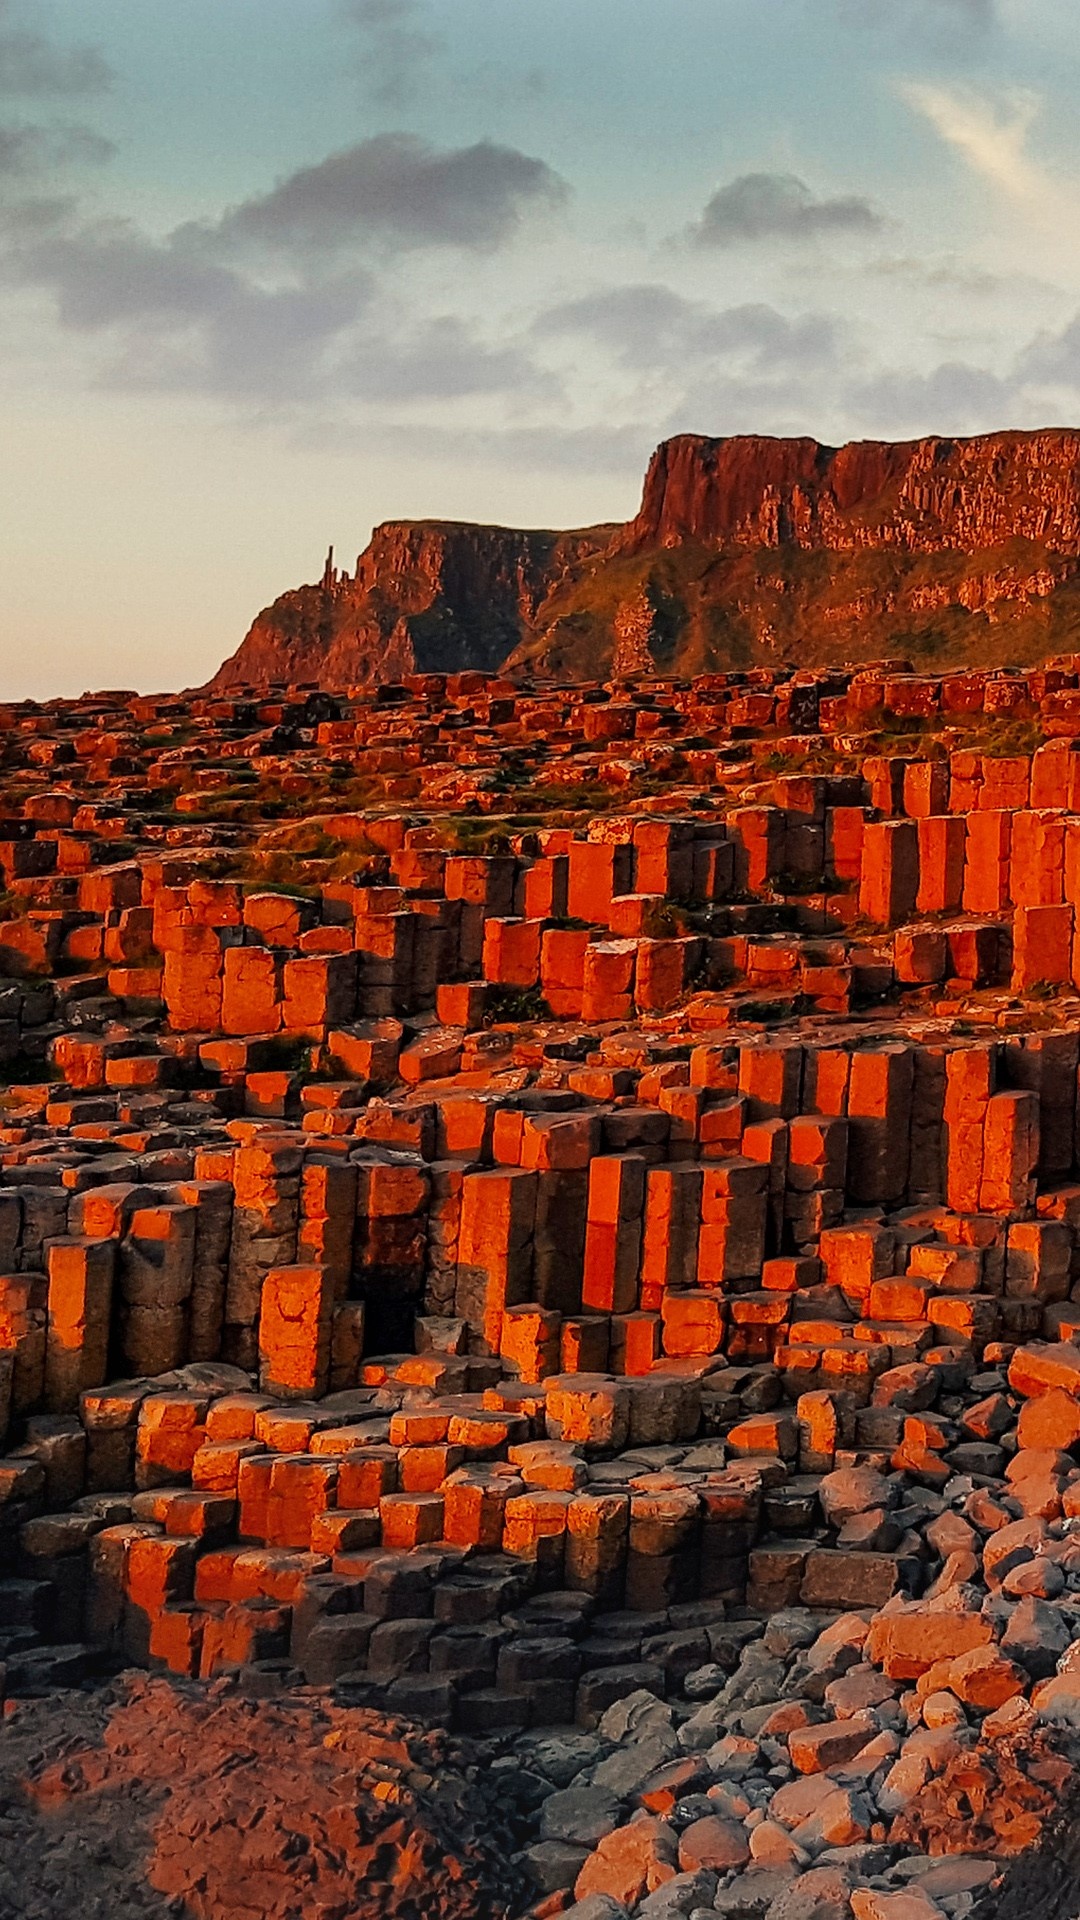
[619,430,1080,552]
[209,519,612,691]
[210,430,1080,689]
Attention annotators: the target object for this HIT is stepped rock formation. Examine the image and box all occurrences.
[14,662,1080,1914]
[212,429,1080,689]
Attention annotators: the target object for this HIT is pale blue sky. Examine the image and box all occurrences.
[3,0,1080,696]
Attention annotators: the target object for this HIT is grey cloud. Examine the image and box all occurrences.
[830,303,1080,440]
[708,304,842,372]
[212,134,567,259]
[345,316,559,404]
[536,283,703,365]
[867,253,1004,294]
[662,377,834,442]
[1017,314,1080,388]
[406,421,652,480]
[0,201,374,400]
[0,194,555,412]
[534,283,849,454]
[0,112,571,413]
[341,0,440,106]
[537,279,1059,452]
[0,187,73,240]
[0,123,570,406]
[536,283,843,376]
[831,0,995,33]
[849,360,1016,434]
[897,0,995,21]
[690,172,883,246]
[0,3,111,95]
[934,308,1080,411]
[105,282,372,404]
[13,217,266,330]
[0,120,114,173]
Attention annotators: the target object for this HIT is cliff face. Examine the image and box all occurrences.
[209,519,612,691]
[211,430,1080,689]
[619,430,1080,553]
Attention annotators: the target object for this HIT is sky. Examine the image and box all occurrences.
[5,0,1080,697]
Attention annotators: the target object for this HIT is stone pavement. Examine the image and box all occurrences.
[4,659,1080,1914]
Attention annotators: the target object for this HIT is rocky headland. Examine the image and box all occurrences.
[211,431,1080,691]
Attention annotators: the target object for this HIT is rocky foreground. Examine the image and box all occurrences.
[7,657,1080,1913]
[213,430,1080,690]
[3,1537,1080,1920]
[0,1674,527,1919]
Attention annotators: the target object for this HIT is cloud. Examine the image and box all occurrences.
[533,284,853,450]
[850,359,1017,435]
[689,172,883,247]
[0,3,111,96]
[867,253,1005,294]
[901,82,1080,283]
[210,134,568,260]
[832,0,996,41]
[1017,313,1080,389]
[847,298,1080,438]
[0,186,73,241]
[0,186,558,413]
[364,418,654,481]
[533,273,1080,451]
[536,283,698,364]
[536,284,843,377]
[702,304,843,373]
[341,0,440,106]
[0,180,370,397]
[2,208,363,400]
[10,216,265,330]
[343,316,559,405]
[901,83,1043,200]
[106,291,369,404]
[0,120,114,174]
[0,115,575,416]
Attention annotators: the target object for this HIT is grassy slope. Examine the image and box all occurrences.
[515,535,1080,679]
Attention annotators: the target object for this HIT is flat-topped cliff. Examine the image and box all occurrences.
[620,429,1080,551]
[210,430,1080,688]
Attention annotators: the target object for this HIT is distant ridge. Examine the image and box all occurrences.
[209,430,1080,689]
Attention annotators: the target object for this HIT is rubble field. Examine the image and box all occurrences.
[7,657,1080,1916]
[0,1672,527,1920]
